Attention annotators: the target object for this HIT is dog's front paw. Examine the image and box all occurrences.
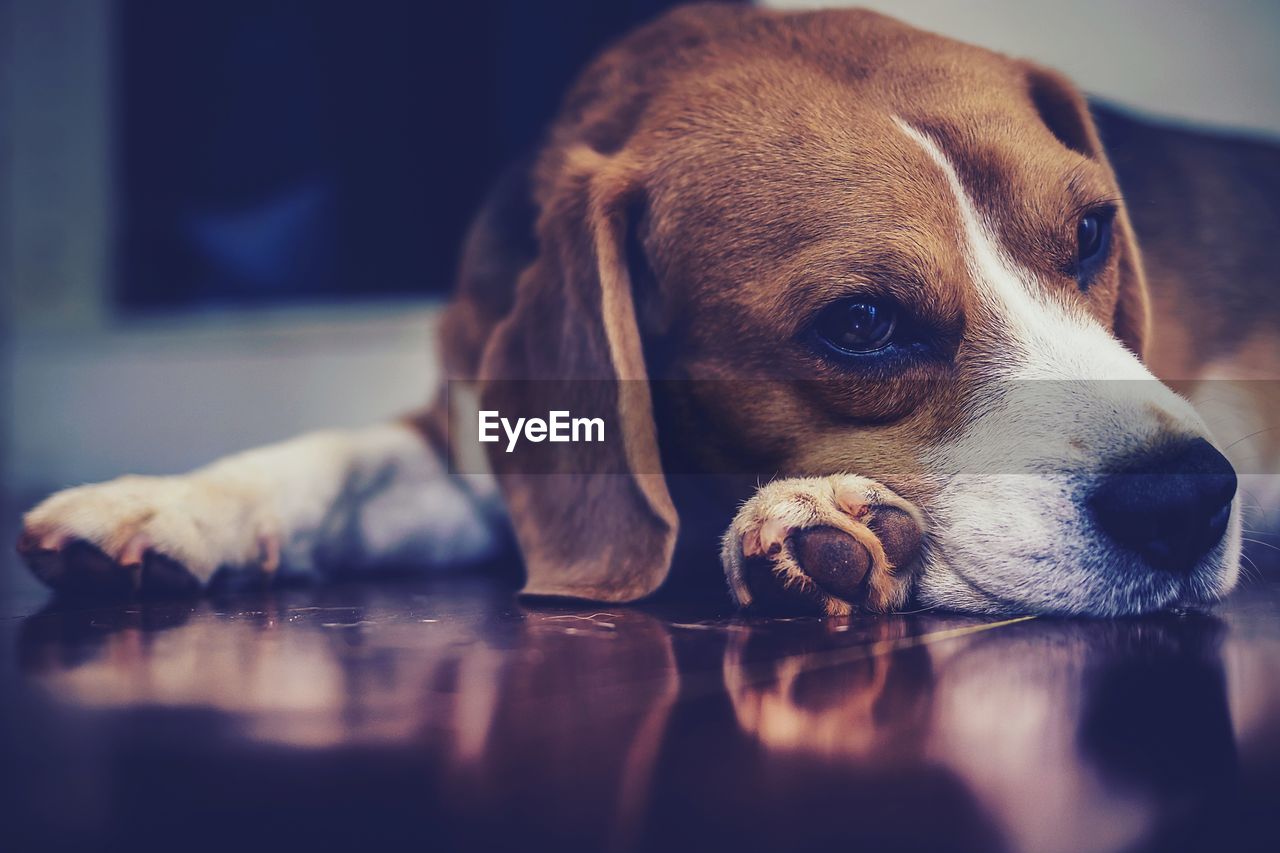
[722,475,925,615]
[18,475,279,596]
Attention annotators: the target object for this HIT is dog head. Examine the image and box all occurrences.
[476,6,1241,614]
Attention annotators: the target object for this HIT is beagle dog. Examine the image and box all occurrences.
[18,6,1279,617]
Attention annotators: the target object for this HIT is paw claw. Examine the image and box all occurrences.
[17,528,65,555]
[117,534,152,568]
[834,484,870,519]
[760,518,789,556]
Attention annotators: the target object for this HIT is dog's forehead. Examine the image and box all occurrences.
[644,54,1107,306]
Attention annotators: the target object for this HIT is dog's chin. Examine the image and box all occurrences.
[913,493,1243,618]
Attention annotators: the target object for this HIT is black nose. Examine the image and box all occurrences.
[1089,438,1236,573]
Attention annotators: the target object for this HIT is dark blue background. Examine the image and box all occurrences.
[116,0,735,309]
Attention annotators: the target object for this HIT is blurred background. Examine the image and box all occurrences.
[2,0,1279,552]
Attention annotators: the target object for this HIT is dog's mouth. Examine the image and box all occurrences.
[913,490,1243,617]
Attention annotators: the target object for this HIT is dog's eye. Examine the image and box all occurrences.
[1076,208,1114,285]
[812,298,898,355]
[1077,214,1105,260]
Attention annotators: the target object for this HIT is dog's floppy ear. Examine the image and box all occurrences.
[477,146,677,602]
[1109,209,1152,359]
[1026,64,1152,358]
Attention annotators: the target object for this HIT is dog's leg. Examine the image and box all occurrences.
[18,421,502,594]
[722,475,926,615]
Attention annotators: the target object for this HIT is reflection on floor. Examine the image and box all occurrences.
[3,551,1280,852]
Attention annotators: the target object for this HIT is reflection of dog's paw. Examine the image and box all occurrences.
[721,474,925,614]
[18,476,278,596]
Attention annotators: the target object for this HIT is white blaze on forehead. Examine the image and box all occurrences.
[891,116,1154,384]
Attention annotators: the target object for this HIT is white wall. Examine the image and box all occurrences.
[7,306,442,495]
[766,0,1280,137]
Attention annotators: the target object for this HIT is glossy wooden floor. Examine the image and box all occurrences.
[3,540,1280,852]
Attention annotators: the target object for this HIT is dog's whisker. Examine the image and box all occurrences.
[1222,424,1280,452]
[1241,537,1280,556]
[1239,553,1263,585]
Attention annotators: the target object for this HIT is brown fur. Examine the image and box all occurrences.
[433,5,1274,603]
